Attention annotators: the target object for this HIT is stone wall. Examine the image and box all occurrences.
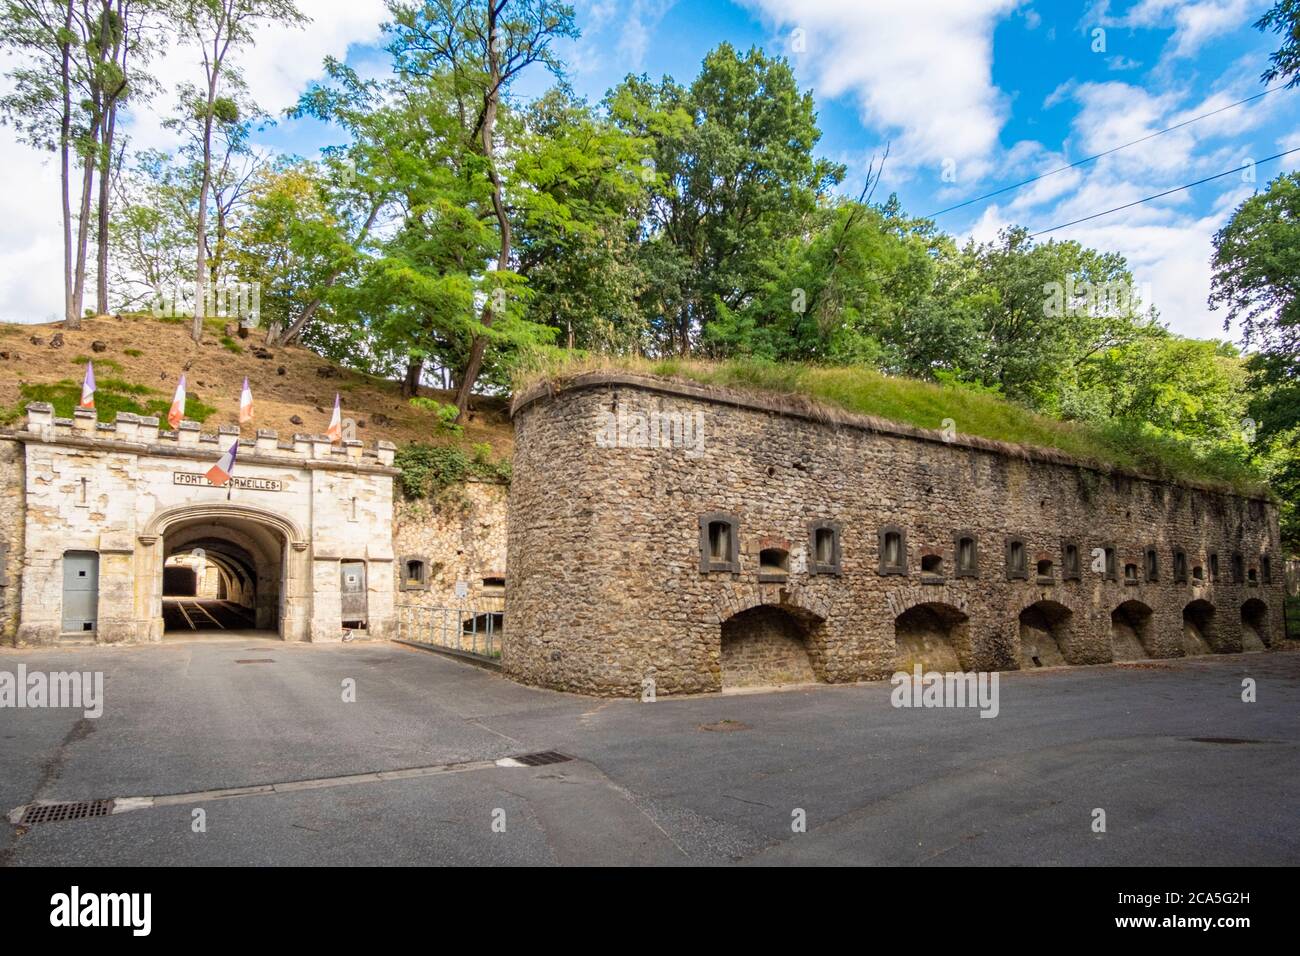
[391,481,508,608]
[0,437,24,642]
[506,374,1290,697]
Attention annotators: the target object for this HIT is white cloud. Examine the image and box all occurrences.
[0,0,386,324]
[987,75,1289,339]
[742,0,1022,179]
[1086,0,1263,63]
[563,0,677,80]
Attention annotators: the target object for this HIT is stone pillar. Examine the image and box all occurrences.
[309,555,342,642]
[94,531,136,643]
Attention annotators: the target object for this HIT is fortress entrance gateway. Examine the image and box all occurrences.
[13,403,398,645]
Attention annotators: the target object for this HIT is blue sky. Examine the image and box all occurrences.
[2,0,1296,338]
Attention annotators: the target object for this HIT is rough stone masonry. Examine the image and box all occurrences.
[505,373,1290,697]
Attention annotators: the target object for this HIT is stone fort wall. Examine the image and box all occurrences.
[392,481,508,607]
[0,437,23,641]
[505,373,1289,697]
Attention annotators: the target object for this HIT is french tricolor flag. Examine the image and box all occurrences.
[206,437,239,487]
[168,374,187,430]
[79,361,95,409]
[326,393,342,443]
[239,377,253,426]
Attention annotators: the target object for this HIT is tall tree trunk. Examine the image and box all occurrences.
[96,103,117,315]
[401,355,424,398]
[71,144,99,325]
[96,0,128,316]
[453,6,508,421]
[193,66,218,343]
[60,0,75,327]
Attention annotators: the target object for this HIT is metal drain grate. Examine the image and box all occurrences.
[513,751,572,767]
[21,799,113,826]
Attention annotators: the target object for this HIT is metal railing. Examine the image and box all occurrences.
[396,600,504,663]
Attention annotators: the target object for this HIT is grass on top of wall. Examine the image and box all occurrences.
[513,353,1266,496]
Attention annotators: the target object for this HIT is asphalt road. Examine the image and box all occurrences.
[1,637,1297,866]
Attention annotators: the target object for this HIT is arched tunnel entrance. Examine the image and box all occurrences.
[720,605,819,689]
[1111,600,1155,661]
[1241,599,1270,651]
[894,602,968,672]
[160,512,285,636]
[1019,600,1072,668]
[1182,599,1218,655]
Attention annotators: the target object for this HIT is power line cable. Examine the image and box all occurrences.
[923,86,1285,219]
[1027,146,1300,237]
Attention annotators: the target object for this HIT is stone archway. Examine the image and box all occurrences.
[1019,600,1073,667]
[1111,600,1154,661]
[1241,599,1269,651]
[720,605,819,689]
[1182,599,1218,655]
[894,602,969,672]
[139,504,310,641]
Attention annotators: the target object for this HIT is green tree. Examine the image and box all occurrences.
[386,0,580,418]
[512,89,652,352]
[1212,171,1300,551]
[607,43,845,356]
[1,0,163,324]
[173,0,306,342]
[1256,1,1300,87]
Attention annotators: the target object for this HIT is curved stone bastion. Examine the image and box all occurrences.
[505,373,1290,697]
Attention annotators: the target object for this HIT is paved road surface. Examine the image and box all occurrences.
[1,637,1296,866]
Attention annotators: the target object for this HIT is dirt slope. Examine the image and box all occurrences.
[0,314,512,457]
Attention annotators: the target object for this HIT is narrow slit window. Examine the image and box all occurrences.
[699,514,739,573]
[1209,553,1219,582]
[1232,552,1244,584]
[1006,538,1028,580]
[956,536,977,576]
[878,526,906,575]
[709,522,730,561]
[1173,549,1187,584]
[1144,548,1158,582]
[814,528,835,565]
[1062,543,1080,581]
[808,521,842,575]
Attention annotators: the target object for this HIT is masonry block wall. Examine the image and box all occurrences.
[506,374,1289,697]
[391,481,508,608]
[0,438,24,641]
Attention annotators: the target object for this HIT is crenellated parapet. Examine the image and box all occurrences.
[19,402,397,471]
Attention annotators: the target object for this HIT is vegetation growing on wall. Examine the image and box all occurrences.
[394,442,511,499]
[517,354,1265,495]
